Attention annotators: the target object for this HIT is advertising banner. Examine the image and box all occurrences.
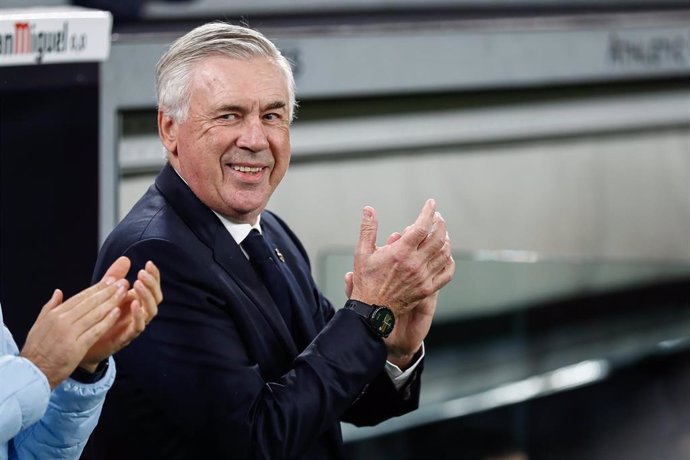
[0,6,111,66]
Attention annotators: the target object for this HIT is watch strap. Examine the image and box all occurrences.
[344,299,375,319]
[344,299,394,338]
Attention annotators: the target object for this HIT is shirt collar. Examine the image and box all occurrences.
[212,211,262,245]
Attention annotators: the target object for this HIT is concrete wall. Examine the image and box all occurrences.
[120,126,690,290]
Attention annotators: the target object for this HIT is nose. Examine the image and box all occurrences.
[236,117,269,152]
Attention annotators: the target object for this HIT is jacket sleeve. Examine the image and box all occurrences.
[93,237,388,460]
[341,356,423,426]
[0,322,51,445]
[9,357,115,460]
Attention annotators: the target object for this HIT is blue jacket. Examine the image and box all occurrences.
[0,304,115,460]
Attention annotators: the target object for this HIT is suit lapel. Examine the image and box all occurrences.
[261,217,320,347]
[211,227,298,357]
[154,163,298,357]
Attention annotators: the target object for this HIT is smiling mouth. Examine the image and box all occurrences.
[231,165,263,175]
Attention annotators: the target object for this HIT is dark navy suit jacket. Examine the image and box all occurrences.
[84,163,422,460]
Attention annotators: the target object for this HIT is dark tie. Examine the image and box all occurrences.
[241,229,293,331]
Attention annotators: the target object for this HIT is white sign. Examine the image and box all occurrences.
[0,6,112,66]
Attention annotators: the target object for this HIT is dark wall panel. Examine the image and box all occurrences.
[0,63,99,347]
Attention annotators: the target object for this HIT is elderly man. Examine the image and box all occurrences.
[87,22,454,459]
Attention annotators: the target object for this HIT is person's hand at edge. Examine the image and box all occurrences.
[20,275,129,389]
[79,259,163,372]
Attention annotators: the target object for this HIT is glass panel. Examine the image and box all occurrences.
[331,250,690,458]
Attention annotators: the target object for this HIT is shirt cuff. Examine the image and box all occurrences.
[384,342,425,392]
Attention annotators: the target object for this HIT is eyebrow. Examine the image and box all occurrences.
[262,101,287,112]
[215,101,287,115]
[216,104,248,115]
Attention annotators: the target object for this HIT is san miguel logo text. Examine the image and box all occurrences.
[0,21,88,64]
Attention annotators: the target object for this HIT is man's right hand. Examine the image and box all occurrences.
[20,268,130,389]
[348,199,455,369]
[350,199,453,313]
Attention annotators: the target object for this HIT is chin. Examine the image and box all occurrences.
[228,203,266,221]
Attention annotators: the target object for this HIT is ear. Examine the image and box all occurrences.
[158,110,179,157]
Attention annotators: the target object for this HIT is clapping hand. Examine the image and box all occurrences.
[345,200,454,370]
[79,257,162,372]
[20,257,162,388]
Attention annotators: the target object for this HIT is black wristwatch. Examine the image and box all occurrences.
[344,299,395,338]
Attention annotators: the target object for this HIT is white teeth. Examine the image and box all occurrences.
[232,165,262,173]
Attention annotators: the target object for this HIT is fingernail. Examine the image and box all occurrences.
[116,281,128,294]
[363,207,372,220]
[110,307,121,317]
[104,276,116,285]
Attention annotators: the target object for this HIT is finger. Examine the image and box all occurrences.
[102,256,131,282]
[399,199,436,248]
[414,198,436,233]
[355,206,379,257]
[344,271,354,298]
[130,299,147,336]
[426,239,453,276]
[419,212,448,254]
[57,277,120,314]
[67,280,128,324]
[36,289,64,320]
[134,278,158,323]
[145,260,161,284]
[431,253,456,291]
[78,306,122,348]
[142,263,163,304]
[113,299,147,352]
[137,268,162,307]
[385,232,402,245]
[122,289,137,308]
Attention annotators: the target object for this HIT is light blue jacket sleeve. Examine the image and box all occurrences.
[1,305,115,460]
[0,324,51,447]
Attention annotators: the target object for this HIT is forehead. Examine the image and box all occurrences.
[188,55,288,106]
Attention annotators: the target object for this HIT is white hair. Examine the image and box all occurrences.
[155,22,297,122]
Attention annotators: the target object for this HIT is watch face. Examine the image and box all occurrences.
[371,307,395,338]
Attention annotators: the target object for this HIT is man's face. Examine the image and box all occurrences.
[160,55,291,224]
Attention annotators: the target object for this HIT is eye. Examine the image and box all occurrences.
[218,113,238,121]
[263,112,282,122]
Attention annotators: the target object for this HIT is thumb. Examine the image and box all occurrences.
[355,206,378,256]
[37,289,63,319]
